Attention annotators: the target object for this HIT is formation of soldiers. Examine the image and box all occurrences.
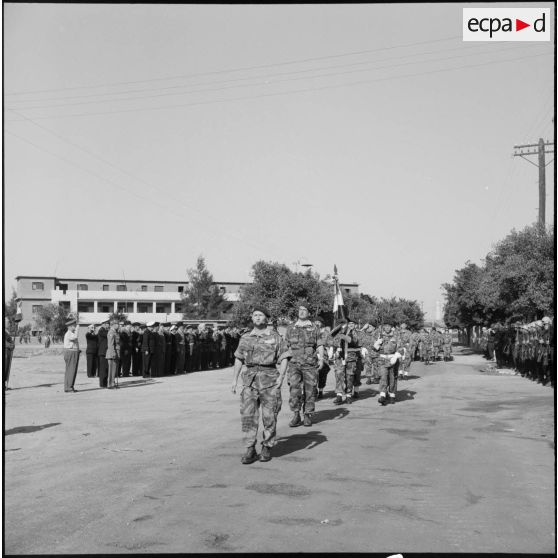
[231,305,453,464]
[463,318,555,386]
[84,320,242,387]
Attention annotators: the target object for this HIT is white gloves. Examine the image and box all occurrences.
[361,347,368,357]
[373,339,383,350]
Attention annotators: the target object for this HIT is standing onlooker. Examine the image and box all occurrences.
[63,317,81,393]
[85,324,99,378]
[131,322,142,376]
[142,322,156,377]
[97,319,109,388]
[4,317,16,390]
[118,321,132,377]
[106,320,120,389]
[175,322,186,374]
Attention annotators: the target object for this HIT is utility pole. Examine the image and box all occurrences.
[513,138,554,228]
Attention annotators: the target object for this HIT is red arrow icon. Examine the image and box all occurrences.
[516,19,530,31]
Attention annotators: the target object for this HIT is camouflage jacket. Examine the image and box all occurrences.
[285,321,325,366]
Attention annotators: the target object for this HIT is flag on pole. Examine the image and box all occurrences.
[332,264,347,322]
[14,300,23,322]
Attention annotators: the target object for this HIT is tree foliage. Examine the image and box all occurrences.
[34,303,69,338]
[182,256,231,320]
[232,260,425,329]
[443,224,554,327]
[4,288,19,330]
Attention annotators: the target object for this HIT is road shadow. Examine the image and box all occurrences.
[76,379,161,392]
[312,407,349,424]
[7,383,58,391]
[5,422,61,436]
[273,431,327,458]
[354,388,378,401]
[398,374,421,381]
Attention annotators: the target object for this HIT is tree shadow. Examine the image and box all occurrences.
[311,407,349,424]
[273,431,327,458]
[5,422,61,436]
[76,379,161,392]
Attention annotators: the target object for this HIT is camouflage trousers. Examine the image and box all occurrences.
[378,359,399,395]
[288,363,318,414]
[334,358,361,395]
[240,384,282,448]
[401,347,413,372]
[363,355,380,380]
[443,345,452,359]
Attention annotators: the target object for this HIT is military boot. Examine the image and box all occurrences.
[289,411,302,427]
[241,447,259,465]
[260,445,272,462]
[303,413,312,427]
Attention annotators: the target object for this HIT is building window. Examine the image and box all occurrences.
[141,285,147,292]
[154,286,163,292]
[32,305,43,313]
[99,304,112,313]
[137,303,151,313]
[32,282,44,290]
[77,284,88,291]
[102,285,110,291]
[117,302,134,313]
[175,303,182,313]
[78,302,93,312]
[344,288,350,294]
[219,286,226,294]
[156,303,171,313]
[178,286,184,293]
[116,285,127,292]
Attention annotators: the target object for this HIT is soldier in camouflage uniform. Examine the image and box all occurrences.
[420,328,432,364]
[396,322,412,379]
[232,307,291,464]
[284,305,326,427]
[314,316,331,400]
[442,328,453,361]
[371,323,401,405]
[357,324,376,385]
[331,318,363,405]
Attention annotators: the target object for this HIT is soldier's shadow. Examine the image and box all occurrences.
[273,431,327,458]
[312,407,349,424]
[395,389,417,403]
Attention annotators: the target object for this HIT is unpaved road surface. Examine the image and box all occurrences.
[4,346,555,553]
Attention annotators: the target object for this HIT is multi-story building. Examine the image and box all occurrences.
[15,275,360,330]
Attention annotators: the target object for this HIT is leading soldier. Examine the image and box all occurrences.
[231,307,291,464]
[372,323,401,405]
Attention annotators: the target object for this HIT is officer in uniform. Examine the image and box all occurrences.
[142,321,157,377]
[169,323,178,374]
[314,316,331,399]
[131,322,142,376]
[231,307,291,464]
[284,304,325,427]
[175,322,186,374]
[397,322,412,379]
[118,321,132,377]
[97,319,110,388]
[85,323,99,378]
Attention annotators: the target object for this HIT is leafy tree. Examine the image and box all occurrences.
[182,256,230,320]
[34,303,69,338]
[4,288,19,330]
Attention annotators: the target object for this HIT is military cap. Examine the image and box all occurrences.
[101,318,110,325]
[119,321,125,326]
[175,321,184,326]
[131,321,141,326]
[65,318,77,326]
[139,323,147,329]
[536,320,543,327]
[125,320,131,325]
[542,316,552,324]
[314,316,326,326]
[146,321,157,327]
[252,306,271,318]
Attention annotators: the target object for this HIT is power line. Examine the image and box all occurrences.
[5,50,552,123]
[7,42,543,106]
[8,43,549,112]
[4,129,275,256]
[5,35,464,97]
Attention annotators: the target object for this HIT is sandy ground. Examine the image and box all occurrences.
[3,345,555,554]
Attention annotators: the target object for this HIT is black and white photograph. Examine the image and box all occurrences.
[3,2,555,554]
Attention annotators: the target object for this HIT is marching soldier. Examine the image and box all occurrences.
[314,316,331,400]
[442,328,453,361]
[372,323,401,405]
[331,318,363,405]
[397,322,412,379]
[284,304,325,427]
[231,307,291,464]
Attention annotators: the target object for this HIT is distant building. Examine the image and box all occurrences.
[15,275,360,330]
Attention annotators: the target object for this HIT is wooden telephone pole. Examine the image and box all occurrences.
[513,138,554,228]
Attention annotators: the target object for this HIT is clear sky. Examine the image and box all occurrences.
[3,3,555,320]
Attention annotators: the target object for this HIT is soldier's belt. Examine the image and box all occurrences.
[246,364,276,369]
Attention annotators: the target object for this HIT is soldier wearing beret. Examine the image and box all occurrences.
[284,304,326,427]
[231,307,291,464]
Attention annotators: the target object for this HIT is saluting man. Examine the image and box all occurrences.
[231,307,291,464]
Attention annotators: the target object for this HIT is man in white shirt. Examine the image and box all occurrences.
[63,317,81,393]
